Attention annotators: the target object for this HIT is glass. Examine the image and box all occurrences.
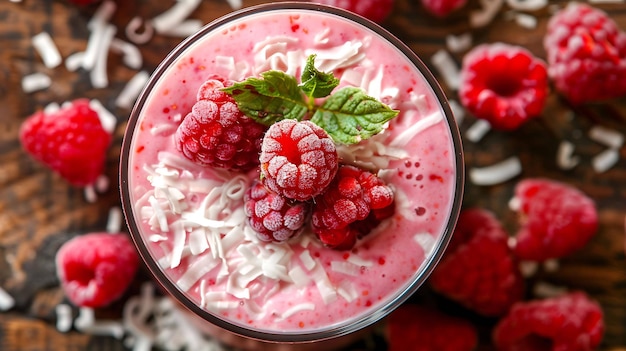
[120,1,464,347]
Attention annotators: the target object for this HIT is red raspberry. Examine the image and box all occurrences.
[493,292,604,351]
[544,3,626,104]
[311,0,395,23]
[56,232,139,308]
[420,0,467,18]
[429,208,524,316]
[312,165,394,250]
[175,79,267,171]
[459,43,549,131]
[19,99,112,187]
[260,119,339,201]
[510,178,598,261]
[244,180,309,242]
[387,304,478,351]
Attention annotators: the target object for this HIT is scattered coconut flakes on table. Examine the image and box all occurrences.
[465,119,491,143]
[55,303,73,332]
[32,31,62,68]
[116,71,150,110]
[21,72,51,93]
[0,286,15,311]
[505,11,538,29]
[533,281,568,298]
[446,33,473,53]
[89,99,117,134]
[469,156,522,186]
[126,16,155,45]
[556,140,580,170]
[448,99,466,125]
[110,38,143,69]
[592,148,620,173]
[470,0,504,28]
[589,125,624,150]
[107,207,123,233]
[430,49,460,90]
[150,0,202,35]
[506,0,548,11]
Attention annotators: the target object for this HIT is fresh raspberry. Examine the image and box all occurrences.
[459,43,549,131]
[510,178,598,261]
[387,304,478,351]
[544,3,626,104]
[420,0,467,18]
[56,232,139,308]
[311,0,395,23]
[19,99,112,187]
[244,180,309,242]
[260,119,339,202]
[175,79,267,171]
[493,292,604,351]
[311,165,394,250]
[429,208,524,316]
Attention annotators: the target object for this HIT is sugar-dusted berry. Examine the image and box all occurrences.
[260,119,339,202]
[312,165,394,250]
[429,208,524,316]
[244,180,309,242]
[493,292,604,351]
[510,178,598,261]
[311,0,395,23]
[56,232,139,308]
[175,78,267,171]
[544,3,626,104]
[459,43,549,131]
[19,99,112,187]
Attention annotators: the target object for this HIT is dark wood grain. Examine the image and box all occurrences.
[1,0,625,350]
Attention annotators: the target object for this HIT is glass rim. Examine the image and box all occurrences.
[119,1,464,344]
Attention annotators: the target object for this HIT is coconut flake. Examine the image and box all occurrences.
[414,233,436,257]
[88,0,116,30]
[330,261,360,276]
[55,304,73,332]
[110,38,142,69]
[592,148,619,173]
[177,255,220,291]
[448,99,465,125]
[533,281,568,298]
[75,307,125,339]
[65,52,84,72]
[470,0,504,28]
[465,119,491,142]
[225,0,242,9]
[150,0,202,34]
[506,0,548,11]
[21,73,51,93]
[430,49,460,90]
[116,71,150,109]
[469,156,522,185]
[288,266,310,287]
[159,19,203,37]
[543,259,560,272]
[32,31,62,68]
[589,125,624,149]
[512,12,538,29]
[337,281,358,303]
[279,303,315,320]
[446,33,473,53]
[518,260,539,278]
[556,140,580,170]
[89,99,117,134]
[311,265,337,304]
[84,185,97,203]
[299,250,316,271]
[389,110,444,147]
[126,17,154,45]
[107,207,123,233]
[0,287,15,311]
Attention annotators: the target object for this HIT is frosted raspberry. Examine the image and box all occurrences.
[493,292,604,351]
[312,165,394,250]
[19,99,112,187]
[311,0,395,23]
[244,180,309,242]
[544,3,626,104]
[175,78,267,171]
[388,304,478,351]
[260,119,339,201]
[510,178,598,261]
[56,232,139,308]
[459,43,549,131]
[421,0,467,18]
[429,208,524,316]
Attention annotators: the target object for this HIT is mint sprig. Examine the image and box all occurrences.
[222,55,399,145]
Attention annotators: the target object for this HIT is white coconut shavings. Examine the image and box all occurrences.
[347,255,374,268]
[592,149,620,173]
[390,110,444,148]
[161,19,204,38]
[469,156,522,185]
[288,266,310,287]
[556,140,580,170]
[305,38,370,72]
[431,49,461,90]
[116,71,150,109]
[75,307,125,339]
[110,39,143,69]
[225,0,242,9]
[64,52,84,72]
[90,24,117,88]
[176,255,220,291]
[448,99,465,125]
[84,185,97,203]
[215,55,250,82]
[446,33,473,53]
[311,265,338,304]
[0,287,15,311]
[508,12,538,29]
[337,132,408,171]
[278,303,315,320]
[518,260,539,278]
[169,221,187,269]
[506,0,548,11]
[107,207,123,233]
[533,281,568,298]
[126,17,154,45]
[414,233,436,257]
[299,250,317,271]
[89,99,117,134]
[151,0,202,34]
[589,125,624,150]
[21,72,51,93]
[55,303,73,332]
[330,261,361,276]
[89,0,116,30]
[32,31,62,68]
[44,101,60,114]
[465,119,492,142]
[471,0,504,28]
[337,281,359,303]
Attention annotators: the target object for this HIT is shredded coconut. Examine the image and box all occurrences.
[469,156,522,185]
[126,17,154,45]
[21,73,51,93]
[32,31,62,68]
[470,0,504,27]
[556,140,579,170]
[465,119,491,142]
[116,71,150,109]
[592,148,619,173]
[150,0,202,34]
[589,125,624,149]
[55,304,73,332]
[430,49,461,90]
[0,287,15,311]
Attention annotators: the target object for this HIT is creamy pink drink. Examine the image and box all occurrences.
[120,2,463,343]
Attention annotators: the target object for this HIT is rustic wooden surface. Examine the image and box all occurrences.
[1,0,625,350]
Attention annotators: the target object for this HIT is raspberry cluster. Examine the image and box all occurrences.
[176,76,395,249]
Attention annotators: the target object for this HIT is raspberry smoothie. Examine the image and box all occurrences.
[121,2,463,342]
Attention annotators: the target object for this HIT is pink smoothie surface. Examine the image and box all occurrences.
[126,8,460,334]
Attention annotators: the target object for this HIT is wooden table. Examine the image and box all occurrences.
[1,0,625,350]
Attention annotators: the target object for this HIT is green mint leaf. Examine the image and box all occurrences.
[311,87,399,144]
[222,71,308,125]
[300,54,340,99]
